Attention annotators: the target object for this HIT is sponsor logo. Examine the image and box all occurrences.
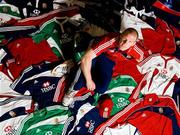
[43,81,50,87]
[41,82,56,93]
[86,120,95,133]
[4,125,17,135]
[85,121,90,128]
[116,97,129,108]
[33,9,40,16]
[4,126,12,132]
[45,131,53,135]
[60,33,72,44]
[159,69,168,79]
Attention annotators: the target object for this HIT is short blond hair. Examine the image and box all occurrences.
[121,28,138,38]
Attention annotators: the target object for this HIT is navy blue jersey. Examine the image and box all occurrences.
[10,63,69,109]
[63,103,106,135]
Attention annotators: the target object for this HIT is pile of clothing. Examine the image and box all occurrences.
[0,0,179,135]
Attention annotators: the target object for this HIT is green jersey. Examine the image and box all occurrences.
[16,105,71,135]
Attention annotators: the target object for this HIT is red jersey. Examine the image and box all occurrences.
[90,33,143,82]
[6,38,59,79]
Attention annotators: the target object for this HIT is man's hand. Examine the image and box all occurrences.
[86,79,96,91]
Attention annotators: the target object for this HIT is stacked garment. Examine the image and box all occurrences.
[0,0,179,135]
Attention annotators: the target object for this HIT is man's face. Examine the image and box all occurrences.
[119,33,137,51]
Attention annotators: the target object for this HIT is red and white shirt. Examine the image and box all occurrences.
[6,38,59,79]
[91,32,120,58]
[94,94,180,135]
[132,54,180,98]
[90,32,144,81]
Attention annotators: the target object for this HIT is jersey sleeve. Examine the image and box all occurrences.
[137,54,159,74]
[10,67,33,94]
[91,33,119,57]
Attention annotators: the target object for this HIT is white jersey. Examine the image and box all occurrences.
[0,96,33,120]
[120,10,154,39]
[0,96,33,135]
[137,54,180,96]
[0,115,28,135]
[103,123,140,135]
[0,71,21,96]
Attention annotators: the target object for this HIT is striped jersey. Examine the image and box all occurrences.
[135,54,180,97]
[16,105,70,135]
[10,63,69,109]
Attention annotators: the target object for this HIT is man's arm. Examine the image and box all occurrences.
[80,33,117,90]
[80,49,96,90]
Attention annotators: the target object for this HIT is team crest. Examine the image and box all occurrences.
[169,66,173,71]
